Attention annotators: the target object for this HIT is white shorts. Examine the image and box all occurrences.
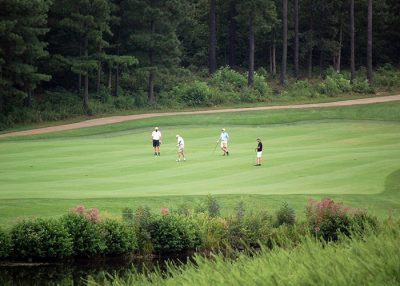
[178,146,184,152]
[256,151,263,158]
[220,141,228,148]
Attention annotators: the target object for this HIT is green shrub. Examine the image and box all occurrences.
[350,211,379,233]
[269,223,306,249]
[374,64,400,89]
[100,219,137,255]
[61,213,106,257]
[173,81,212,107]
[210,67,247,92]
[122,207,134,222]
[112,96,135,110]
[10,219,73,259]
[286,80,319,98]
[206,194,220,217]
[253,73,273,100]
[352,78,374,93]
[234,201,246,221]
[227,211,272,249]
[149,214,201,254]
[0,228,11,258]
[275,202,296,227]
[133,206,154,254]
[306,198,352,241]
[318,71,351,96]
[193,213,227,251]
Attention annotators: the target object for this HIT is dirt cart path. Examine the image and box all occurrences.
[2,95,400,137]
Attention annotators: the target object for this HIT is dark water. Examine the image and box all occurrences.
[0,255,190,286]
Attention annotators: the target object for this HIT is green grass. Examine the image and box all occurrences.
[96,222,400,286]
[0,101,400,227]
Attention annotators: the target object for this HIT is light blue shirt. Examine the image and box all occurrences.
[220,131,229,141]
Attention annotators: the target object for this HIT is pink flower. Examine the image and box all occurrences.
[71,205,85,215]
[71,205,100,222]
[86,208,100,222]
[160,207,169,215]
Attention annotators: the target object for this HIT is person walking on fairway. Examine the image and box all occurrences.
[255,138,263,166]
[151,127,162,156]
[217,128,229,156]
[176,134,186,162]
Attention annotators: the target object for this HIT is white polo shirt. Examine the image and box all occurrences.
[152,130,161,140]
[177,136,184,148]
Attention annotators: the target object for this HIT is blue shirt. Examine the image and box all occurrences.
[220,132,229,141]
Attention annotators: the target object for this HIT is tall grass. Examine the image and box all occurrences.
[90,221,400,286]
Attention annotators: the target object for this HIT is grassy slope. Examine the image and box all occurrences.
[0,102,399,226]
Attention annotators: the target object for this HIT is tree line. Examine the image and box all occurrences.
[0,0,399,114]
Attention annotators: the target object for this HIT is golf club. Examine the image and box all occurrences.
[213,141,219,154]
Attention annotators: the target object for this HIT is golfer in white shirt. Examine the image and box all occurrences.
[151,127,162,156]
[176,134,186,162]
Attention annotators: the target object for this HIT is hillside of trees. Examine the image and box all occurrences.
[0,0,399,129]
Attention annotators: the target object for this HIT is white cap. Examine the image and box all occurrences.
[155,127,159,130]
[222,128,226,131]
[176,134,179,138]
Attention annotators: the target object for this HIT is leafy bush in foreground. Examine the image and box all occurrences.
[0,228,11,258]
[61,213,106,257]
[374,64,400,90]
[100,219,137,255]
[149,214,201,254]
[10,219,73,258]
[227,211,273,249]
[275,201,296,227]
[133,206,154,254]
[306,198,352,241]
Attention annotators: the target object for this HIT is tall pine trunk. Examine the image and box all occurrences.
[336,22,343,72]
[148,20,155,103]
[367,0,373,84]
[228,0,236,67]
[0,65,3,113]
[272,32,276,76]
[248,17,254,86]
[78,39,82,94]
[269,45,272,73]
[83,36,89,114]
[280,0,288,85]
[294,0,299,80]
[97,47,102,94]
[108,67,112,89]
[308,2,313,78]
[115,64,119,97]
[350,0,356,82]
[209,0,217,74]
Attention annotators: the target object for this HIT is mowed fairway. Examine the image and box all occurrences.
[1,102,400,226]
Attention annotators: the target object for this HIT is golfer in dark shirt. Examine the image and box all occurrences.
[255,138,263,166]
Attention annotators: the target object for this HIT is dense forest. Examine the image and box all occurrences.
[0,0,399,128]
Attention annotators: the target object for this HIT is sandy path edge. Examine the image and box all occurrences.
[1,95,400,138]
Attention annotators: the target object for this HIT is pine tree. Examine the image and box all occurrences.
[0,0,51,113]
[237,0,276,86]
[121,0,183,103]
[280,0,288,85]
[48,0,112,114]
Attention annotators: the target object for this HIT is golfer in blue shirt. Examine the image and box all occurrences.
[217,128,230,156]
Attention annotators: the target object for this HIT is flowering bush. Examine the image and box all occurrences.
[71,205,100,222]
[306,198,352,241]
[61,213,106,257]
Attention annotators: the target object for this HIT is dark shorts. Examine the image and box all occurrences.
[153,140,160,147]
